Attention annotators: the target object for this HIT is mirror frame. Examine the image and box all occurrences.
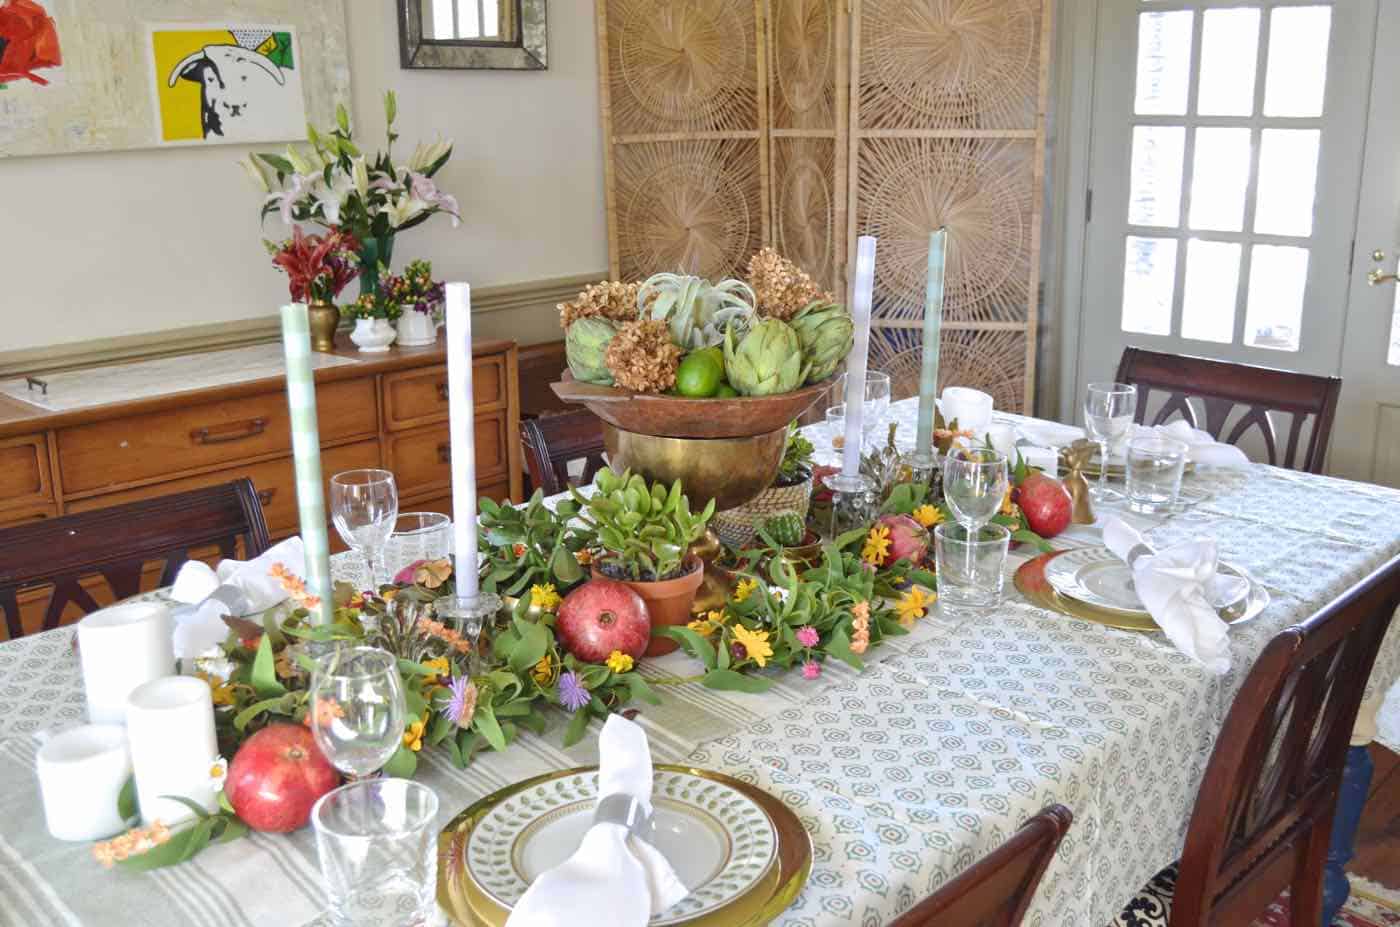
[397,0,547,71]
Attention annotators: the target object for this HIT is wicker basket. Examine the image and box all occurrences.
[711,476,812,548]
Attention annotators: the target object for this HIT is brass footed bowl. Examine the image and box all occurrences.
[603,423,787,511]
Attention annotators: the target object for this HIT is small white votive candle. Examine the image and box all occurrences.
[941,387,994,436]
[78,601,175,725]
[126,676,219,826]
[36,725,132,841]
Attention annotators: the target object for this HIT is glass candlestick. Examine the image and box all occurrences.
[901,449,939,489]
[433,592,502,673]
[821,473,877,540]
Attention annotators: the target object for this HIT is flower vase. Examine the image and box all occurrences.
[306,302,340,352]
[358,235,395,297]
[396,309,439,347]
[349,318,396,353]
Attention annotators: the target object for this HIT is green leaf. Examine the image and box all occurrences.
[336,102,350,134]
[250,635,287,699]
[1012,528,1054,553]
[824,627,865,671]
[701,669,773,693]
[428,711,456,746]
[215,815,249,844]
[507,620,549,674]
[383,90,397,125]
[382,745,419,778]
[562,707,592,747]
[118,777,139,823]
[550,542,584,585]
[159,794,212,821]
[657,626,717,670]
[256,153,294,175]
[233,693,297,731]
[404,687,428,720]
[623,672,662,705]
[398,658,439,677]
[475,705,507,751]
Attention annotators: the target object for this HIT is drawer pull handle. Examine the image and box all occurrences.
[190,417,268,445]
[438,443,451,464]
[256,488,276,506]
[437,382,449,402]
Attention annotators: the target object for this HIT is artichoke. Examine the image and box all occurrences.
[638,273,756,349]
[790,300,854,383]
[723,319,809,396]
[565,317,618,385]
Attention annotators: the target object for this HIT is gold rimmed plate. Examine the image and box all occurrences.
[438,765,812,927]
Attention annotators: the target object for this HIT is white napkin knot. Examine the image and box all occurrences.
[168,537,306,658]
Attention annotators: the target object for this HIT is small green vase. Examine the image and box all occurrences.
[358,234,396,297]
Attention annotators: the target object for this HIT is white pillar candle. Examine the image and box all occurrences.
[77,601,175,725]
[280,302,334,625]
[841,236,877,478]
[445,283,480,600]
[941,387,994,436]
[126,676,219,826]
[36,725,132,841]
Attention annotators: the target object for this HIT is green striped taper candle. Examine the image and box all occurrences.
[280,303,334,625]
[914,228,948,458]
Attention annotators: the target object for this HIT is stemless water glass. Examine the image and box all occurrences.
[1083,382,1138,500]
[1125,436,1190,513]
[308,647,406,779]
[330,469,399,588]
[942,447,1010,530]
[382,512,452,583]
[313,778,439,927]
[834,370,892,432]
[934,523,1012,618]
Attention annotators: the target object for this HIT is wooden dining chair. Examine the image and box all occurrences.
[889,804,1073,927]
[1114,347,1342,473]
[520,409,608,496]
[1114,553,1400,927]
[0,479,271,640]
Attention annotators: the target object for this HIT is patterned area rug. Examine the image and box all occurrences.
[1115,868,1400,926]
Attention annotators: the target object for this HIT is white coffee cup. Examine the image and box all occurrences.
[36,725,132,841]
[78,601,175,725]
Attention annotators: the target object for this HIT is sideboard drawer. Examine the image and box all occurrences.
[383,356,507,432]
[0,434,53,511]
[58,378,377,493]
[384,414,508,497]
[0,503,56,528]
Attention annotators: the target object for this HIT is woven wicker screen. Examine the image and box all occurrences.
[597,0,1052,410]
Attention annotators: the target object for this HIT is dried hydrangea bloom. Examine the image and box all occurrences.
[746,247,832,321]
[558,280,643,329]
[604,319,682,392]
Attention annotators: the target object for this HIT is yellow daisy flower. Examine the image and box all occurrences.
[606,650,634,674]
[732,578,758,603]
[687,610,726,636]
[896,587,935,627]
[912,504,944,529]
[195,671,236,707]
[575,549,593,566]
[532,654,556,685]
[530,583,562,611]
[420,657,450,690]
[862,525,892,566]
[403,717,427,752]
[731,624,773,668]
[1000,487,1016,517]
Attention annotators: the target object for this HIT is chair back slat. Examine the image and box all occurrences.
[1115,347,1341,473]
[889,805,1072,927]
[0,479,271,640]
[1170,554,1400,925]
[521,410,608,497]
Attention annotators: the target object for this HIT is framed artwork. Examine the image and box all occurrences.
[0,0,348,158]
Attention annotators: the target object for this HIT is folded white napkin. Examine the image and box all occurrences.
[168,537,306,658]
[1101,519,1245,675]
[507,715,688,927]
[1129,420,1250,468]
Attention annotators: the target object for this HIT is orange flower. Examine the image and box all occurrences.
[304,697,345,729]
[92,820,173,868]
[575,549,593,566]
[414,559,453,589]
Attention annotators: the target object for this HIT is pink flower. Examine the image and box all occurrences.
[393,559,427,586]
[802,660,821,680]
[795,626,820,648]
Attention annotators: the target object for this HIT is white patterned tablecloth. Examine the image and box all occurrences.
[1,398,1398,927]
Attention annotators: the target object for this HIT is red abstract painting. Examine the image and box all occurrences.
[0,0,61,86]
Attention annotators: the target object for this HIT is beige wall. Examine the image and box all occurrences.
[0,1,604,353]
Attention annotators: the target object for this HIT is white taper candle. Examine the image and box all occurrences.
[445,283,480,599]
[841,236,877,477]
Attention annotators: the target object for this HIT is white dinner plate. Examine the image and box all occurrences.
[464,769,778,925]
[1044,547,1251,617]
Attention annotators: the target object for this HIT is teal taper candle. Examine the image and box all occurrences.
[915,228,947,457]
[279,303,334,625]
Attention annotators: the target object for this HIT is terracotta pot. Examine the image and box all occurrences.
[617,556,705,656]
[307,302,340,352]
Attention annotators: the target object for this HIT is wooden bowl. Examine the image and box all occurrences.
[550,371,835,439]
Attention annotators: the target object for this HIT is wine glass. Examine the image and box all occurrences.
[1083,383,1139,500]
[941,447,1010,530]
[330,469,399,589]
[308,646,406,779]
[834,370,892,433]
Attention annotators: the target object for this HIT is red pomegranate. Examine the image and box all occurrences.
[1014,471,1073,538]
[876,513,930,564]
[226,723,339,832]
[556,578,651,663]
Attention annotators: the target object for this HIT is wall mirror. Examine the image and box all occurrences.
[398,0,547,70]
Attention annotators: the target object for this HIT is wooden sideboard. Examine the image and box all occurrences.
[0,339,522,638]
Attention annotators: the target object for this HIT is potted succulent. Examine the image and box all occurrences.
[383,259,445,347]
[344,291,401,352]
[266,226,360,351]
[711,422,815,547]
[569,469,715,656]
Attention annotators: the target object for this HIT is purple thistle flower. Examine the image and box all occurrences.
[557,671,591,712]
[441,676,478,729]
[795,625,820,648]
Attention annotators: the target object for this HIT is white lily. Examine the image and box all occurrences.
[408,138,452,173]
[313,169,357,226]
[383,193,430,228]
[352,156,369,197]
[238,154,269,193]
[285,144,316,176]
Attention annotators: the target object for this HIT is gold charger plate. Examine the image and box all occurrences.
[438,765,813,927]
[1014,550,1268,632]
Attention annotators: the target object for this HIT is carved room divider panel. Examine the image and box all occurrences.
[597,0,1052,411]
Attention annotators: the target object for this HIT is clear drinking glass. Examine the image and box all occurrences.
[1125,436,1190,513]
[942,447,1010,530]
[313,778,439,927]
[1083,383,1139,500]
[825,403,884,456]
[330,469,399,588]
[382,512,452,583]
[934,523,1011,618]
[834,370,892,432]
[308,647,406,779]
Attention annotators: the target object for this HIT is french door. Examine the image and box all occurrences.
[1073,0,1400,482]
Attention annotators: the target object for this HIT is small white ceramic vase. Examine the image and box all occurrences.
[396,309,439,347]
[350,317,397,353]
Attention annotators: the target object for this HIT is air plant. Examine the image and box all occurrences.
[637,272,757,349]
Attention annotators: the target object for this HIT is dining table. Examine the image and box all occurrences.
[1,395,1398,927]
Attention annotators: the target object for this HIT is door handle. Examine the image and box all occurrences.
[190,417,268,444]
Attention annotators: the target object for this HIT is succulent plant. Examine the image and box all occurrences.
[569,469,716,582]
[775,421,815,485]
[565,317,618,385]
[790,300,854,383]
[758,513,805,547]
[638,272,756,350]
[723,318,809,396]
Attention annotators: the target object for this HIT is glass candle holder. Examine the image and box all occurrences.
[821,473,877,540]
[434,592,503,672]
[901,449,939,489]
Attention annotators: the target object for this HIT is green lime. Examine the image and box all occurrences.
[715,383,739,398]
[676,352,723,397]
